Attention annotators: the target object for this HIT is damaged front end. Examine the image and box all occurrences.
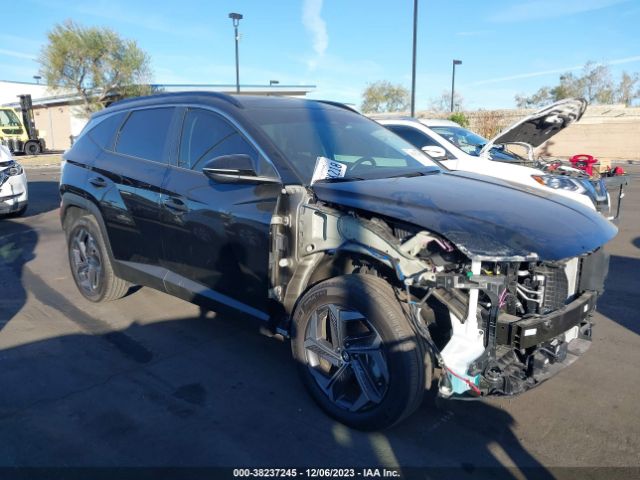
[274,187,612,401]
[411,250,608,399]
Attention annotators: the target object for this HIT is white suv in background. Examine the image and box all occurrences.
[374,105,609,214]
[0,144,28,217]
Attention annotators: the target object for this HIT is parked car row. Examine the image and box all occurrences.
[59,93,617,430]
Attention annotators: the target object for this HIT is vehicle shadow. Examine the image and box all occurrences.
[0,279,552,478]
[0,183,551,475]
[20,180,60,218]
[0,220,36,334]
[597,254,640,335]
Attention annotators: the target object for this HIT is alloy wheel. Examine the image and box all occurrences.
[71,227,103,295]
[304,304,389,413]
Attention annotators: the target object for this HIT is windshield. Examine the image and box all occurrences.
[0,109,22,127]
[249,106,440,184]
[429,125,488,156]
[430,125,526,162]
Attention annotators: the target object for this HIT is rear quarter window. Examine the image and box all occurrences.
[115,108,175,163]
[86,112,126,149]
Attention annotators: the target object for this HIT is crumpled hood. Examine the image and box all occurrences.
[312,170,617,261]
[480,98,587,156]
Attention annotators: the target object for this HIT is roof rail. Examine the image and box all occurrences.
[315,100,360,114]
[107,91,242,109]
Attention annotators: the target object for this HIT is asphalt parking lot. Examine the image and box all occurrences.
[1,165,639,477]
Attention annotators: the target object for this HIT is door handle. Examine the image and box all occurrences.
[162,197,188,213]
[89,176,107,188]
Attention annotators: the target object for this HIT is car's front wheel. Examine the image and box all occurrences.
[66,214,129,302]
[291,274,426,430]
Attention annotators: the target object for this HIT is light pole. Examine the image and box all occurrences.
[451,59,462,113]
[228,12,243,93]
[410,0,418,117]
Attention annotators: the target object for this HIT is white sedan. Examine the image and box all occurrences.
[0,144,28,217]
[374,108,608,213]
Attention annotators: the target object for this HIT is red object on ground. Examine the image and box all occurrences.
[570,154,599,176]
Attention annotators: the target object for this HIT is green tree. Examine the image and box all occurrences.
[580,62,613,103]
[515,61,639,108]
[428,90,465,112]
[360,81,410,113]
[448,112,469,128]
[40,20,153,116]
[515,87,553,108]
[550,72,583,100]
[616,72,640,106]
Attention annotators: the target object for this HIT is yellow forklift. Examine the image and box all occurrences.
[0,94,46,155]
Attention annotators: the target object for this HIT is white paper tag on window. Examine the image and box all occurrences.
[310,156,347,185]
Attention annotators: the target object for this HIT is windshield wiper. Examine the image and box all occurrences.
[385,169,440,179]
[313,176,366,184]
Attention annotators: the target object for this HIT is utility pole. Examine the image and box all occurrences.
[451,59,462,112]
[229,13,243,93]
[410,0,418,117]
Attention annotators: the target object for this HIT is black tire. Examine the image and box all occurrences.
[291,274,425,430]
[24,141,41,156]
[66,214,129,302]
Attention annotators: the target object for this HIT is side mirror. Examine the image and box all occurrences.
[421,145,447,160]
[202,154,279,184]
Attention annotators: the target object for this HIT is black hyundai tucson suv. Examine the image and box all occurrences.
[60,92,616,430]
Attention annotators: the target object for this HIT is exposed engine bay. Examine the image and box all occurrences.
[271,187,609,399]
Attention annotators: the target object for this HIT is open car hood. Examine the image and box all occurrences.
[312,170,616,261]
[480,98,587,156]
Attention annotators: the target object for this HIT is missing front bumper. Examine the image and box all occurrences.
[439,291,597,399]
[496,290,597,349]
[440,328,592,399]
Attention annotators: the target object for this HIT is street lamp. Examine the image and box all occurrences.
[410,0,418,117]
[228,12,243,93]
[451,59,462,113]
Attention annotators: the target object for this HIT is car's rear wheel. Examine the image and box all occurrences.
[66,214,129,302]
[291,274,425,430]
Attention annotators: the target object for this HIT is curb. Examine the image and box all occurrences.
[23,164,61,169]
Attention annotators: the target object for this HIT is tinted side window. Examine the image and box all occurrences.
[388,125,437,149]
[88,112,126,149]
[178,109,234,169]
[180,108,276,177]
[115,108,175,162]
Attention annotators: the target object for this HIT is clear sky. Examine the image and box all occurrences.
[1,0,639,109]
